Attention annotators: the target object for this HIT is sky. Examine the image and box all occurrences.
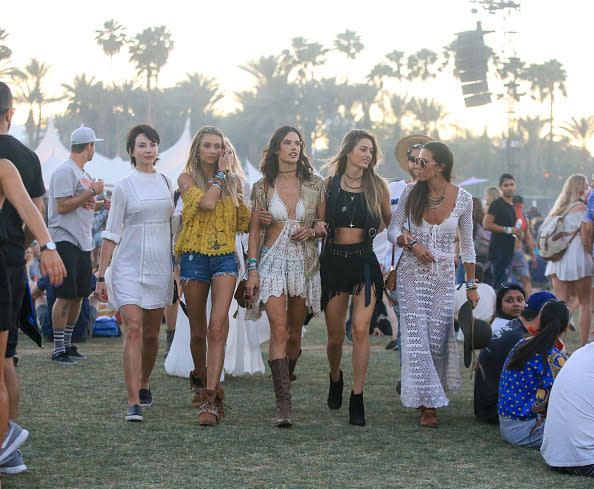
[3,0,593,142]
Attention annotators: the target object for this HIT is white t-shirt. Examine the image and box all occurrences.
[541,342,594,468]
[382,180,408,270]
[453,282,496,322]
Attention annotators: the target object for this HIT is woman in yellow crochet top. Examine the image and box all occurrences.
[176,126,250,426]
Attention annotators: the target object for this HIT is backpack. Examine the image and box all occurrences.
[473,224,490,258]
[537,203,581,262]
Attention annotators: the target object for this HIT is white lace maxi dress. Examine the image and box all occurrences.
[388,184,476,408]
[103,170,174,310]
[245,190,321,320]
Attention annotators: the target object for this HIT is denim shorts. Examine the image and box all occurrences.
[180,252,238,284]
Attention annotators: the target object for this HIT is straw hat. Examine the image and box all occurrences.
[394,135,433,172]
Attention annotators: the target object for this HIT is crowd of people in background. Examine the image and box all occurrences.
[1,76,594,482]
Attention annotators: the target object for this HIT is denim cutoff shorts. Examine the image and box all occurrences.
[180,252,238,284]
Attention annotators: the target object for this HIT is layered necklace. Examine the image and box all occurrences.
[341,190,359,228]
[344,172,362,190]
[428,188,446,209]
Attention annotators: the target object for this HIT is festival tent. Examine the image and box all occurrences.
[245,159,262,185]
[35,118,70,186]
[158,117,192,182]
[459,176,488,186]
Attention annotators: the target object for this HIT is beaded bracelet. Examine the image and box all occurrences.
[407,240,418,250]
[215,171,227,182]
[211,181,222,191]
[247,265,257,272]
[247,258,258,266]
[466,279,478,290]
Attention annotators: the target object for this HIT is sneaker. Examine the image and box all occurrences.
[385,339,398,351]
[139,388,152,408]
[0,421,29,464]
[0,449,26,474]
[125,404,143,422]
[65,345,86,359]
[51,351,77,366]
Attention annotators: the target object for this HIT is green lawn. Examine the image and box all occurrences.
[6,319,590,489]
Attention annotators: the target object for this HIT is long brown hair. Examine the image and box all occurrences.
[260,125,314,185]
[184,126,241,206]
[323,129,387,219]
[405,141,454,226]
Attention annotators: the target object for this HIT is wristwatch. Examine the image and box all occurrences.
[40,242,57,252]
[90,187,97,196]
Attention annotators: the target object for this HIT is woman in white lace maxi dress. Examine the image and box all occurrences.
[388,141,478,427]
[246,126,325,427]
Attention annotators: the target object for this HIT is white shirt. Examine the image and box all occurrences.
[541,342,594,468]
[381,180,407,270]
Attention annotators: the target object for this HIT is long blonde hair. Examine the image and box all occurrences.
[184,126,241,206]
[223,137,247,182]
[549,174,587,217]
[322,129,387,219]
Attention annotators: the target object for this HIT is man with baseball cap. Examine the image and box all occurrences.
[474,290,556,423]
[47,126,104,365]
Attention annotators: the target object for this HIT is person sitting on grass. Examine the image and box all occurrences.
[498,300,569,448]
[474,290,555,424]
[491,283,526,333]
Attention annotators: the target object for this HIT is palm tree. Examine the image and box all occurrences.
[407,49,439,81]
[385,50,406,81]
[0,28,23,80]
[95,19,127,69]
[17,58,58,146]
[128,25,174,91]
[62,73,104,119]
[523,59,567,142]
[407,97,448,138]
[175,73,223,129]
[333,30,364,60]
[281,37,328,83]
[561,116,594,152]
[238,55,288,88]
[518,116,547,173]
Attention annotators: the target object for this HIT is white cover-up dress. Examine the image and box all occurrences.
[103,170,174,310]
[545,210,593,281]
[245,189,321,320]
[388,184,475,408]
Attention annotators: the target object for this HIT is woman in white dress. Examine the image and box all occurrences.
[545,174,593,345]
[388,141,478,427]
[96,125,174,422]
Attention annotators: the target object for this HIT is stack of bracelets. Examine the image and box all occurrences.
[247,258,257,273]
[208,170,228,191]
[466,279,478,291]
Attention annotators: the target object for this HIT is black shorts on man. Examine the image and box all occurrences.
[55,241,92,299]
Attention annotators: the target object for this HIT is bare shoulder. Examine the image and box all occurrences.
[177,172,194,190]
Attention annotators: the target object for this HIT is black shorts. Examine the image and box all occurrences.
[0,258,25,358]
[55,241,92,299]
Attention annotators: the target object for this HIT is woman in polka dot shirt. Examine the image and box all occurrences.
[497,300,569,448]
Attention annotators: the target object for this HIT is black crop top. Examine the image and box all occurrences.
[332,189,367,229]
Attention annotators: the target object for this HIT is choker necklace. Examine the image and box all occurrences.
[428,190,445,209]
[345,172,362,181]
[278,169,297,173]
[344,179,362,190]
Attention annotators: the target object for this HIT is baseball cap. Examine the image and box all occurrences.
[525,291,556,312]
[71,126,103,145]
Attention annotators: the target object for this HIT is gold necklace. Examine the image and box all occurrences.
[428,189,445,209]
[341,190,358,228]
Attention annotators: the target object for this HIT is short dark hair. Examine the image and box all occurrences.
[0,82,13,113]
[499,173,515,186]
[126,124,160,166]
[520,308,539,321]
[512,195,524,205]
[71,142,91,154]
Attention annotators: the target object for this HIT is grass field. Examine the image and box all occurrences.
[5,318,590,489]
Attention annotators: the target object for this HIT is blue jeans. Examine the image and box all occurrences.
[491,255,513,289]
[180,252,238,283]
[499,415,545,448]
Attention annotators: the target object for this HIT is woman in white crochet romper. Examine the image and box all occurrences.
[246,125,325,427]
[388,141,478,428]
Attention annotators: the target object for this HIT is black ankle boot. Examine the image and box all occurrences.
[327,370,343,410]
[349,391,365,426]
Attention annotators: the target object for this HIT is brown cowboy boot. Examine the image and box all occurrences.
[198,388,218,426]
[288,349,302,382]
[190,367,207,409]
[214,384,228,420]
[419,407,438,427]
[268,358,292,427]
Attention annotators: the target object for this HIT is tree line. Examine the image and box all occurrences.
[1,23,592,195]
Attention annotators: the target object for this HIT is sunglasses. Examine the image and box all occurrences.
[412,157,437,169]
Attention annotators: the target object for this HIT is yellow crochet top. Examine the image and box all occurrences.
[175,186,250,256]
